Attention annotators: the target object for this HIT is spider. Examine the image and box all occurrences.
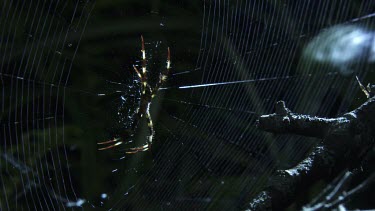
[98,36,171,154]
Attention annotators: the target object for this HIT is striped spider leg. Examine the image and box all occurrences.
[98,36,171,154]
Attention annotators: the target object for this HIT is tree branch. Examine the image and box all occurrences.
[246,96,375,210]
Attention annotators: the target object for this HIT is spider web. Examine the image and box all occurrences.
[1,0,375,210]
[0,0,94,209]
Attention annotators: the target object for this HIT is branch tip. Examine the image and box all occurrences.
[275,101,289,115]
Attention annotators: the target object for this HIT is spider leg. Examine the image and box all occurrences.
[167,47,171,70]
[133,65,142,79]
[124,102,154,154]
[97,138,120,145]
[139,35,148,95]
[145,103,155,147]
[153,47,171,94]
[98,138,123,151]
[161,47,171,82]
[125,144,149,154]
[140,35,147,74]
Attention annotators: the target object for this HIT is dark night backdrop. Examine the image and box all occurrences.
[0,0,374,210]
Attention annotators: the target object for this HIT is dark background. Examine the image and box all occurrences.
[0,0,374,210]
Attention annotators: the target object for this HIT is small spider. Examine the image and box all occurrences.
[98,36,171,154]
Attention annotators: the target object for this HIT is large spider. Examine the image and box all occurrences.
[98,36,171,154]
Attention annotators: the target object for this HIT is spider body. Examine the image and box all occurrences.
[98,36,171,154]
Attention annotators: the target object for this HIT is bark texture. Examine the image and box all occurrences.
[246,96,375,210]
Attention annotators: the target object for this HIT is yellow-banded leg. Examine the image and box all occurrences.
[145,102,155,149]
[98,138,122,150]
[132,35,148,95]
[153,47,171,94]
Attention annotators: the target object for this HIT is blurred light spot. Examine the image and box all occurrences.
[66,198,85,207]
[303,25,375,76]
